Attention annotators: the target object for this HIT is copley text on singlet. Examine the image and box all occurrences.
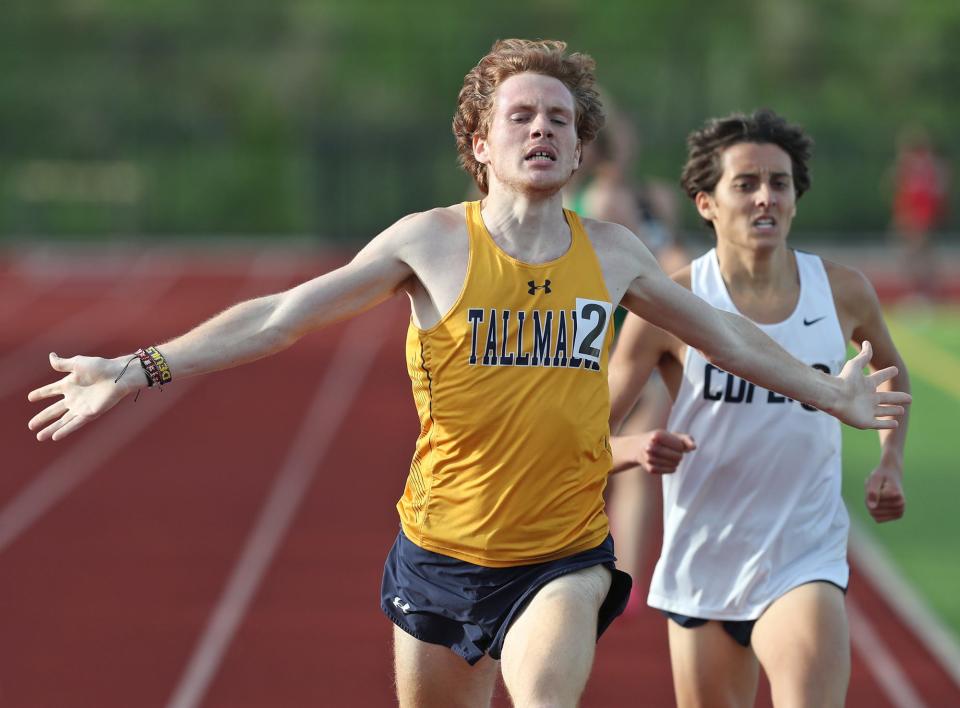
[703,362,831,411]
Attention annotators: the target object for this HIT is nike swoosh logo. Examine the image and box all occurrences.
[803,316,826,326]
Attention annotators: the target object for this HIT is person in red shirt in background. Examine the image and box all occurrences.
[890,125,950,300]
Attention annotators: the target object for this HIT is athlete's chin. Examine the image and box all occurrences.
[491,164,573,199]
[514,177,568,199]
[751,232,785,243]
[744,230,789,250]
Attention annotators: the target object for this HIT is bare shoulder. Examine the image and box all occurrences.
[371,203,470,313]
[823,258,880,309]
[413,203,465,230]
[579,214,651,270]
[578,215,647,255]
[385,203,465,245]
[822,257,884,338]
[357,203,466,264]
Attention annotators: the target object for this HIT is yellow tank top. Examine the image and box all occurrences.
[397,201,615,567]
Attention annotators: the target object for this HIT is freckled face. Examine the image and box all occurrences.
[696,142,798,251]
[473,72,581,196]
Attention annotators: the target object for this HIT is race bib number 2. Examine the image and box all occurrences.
[573,298,613,367]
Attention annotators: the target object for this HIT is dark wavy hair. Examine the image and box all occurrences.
[453,39,605,194]
[680,109,813,227]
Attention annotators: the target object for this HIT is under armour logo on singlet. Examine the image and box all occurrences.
[528,279,552,294]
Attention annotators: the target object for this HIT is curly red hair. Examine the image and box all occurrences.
[453,39,605,194]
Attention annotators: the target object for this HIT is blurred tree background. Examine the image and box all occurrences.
[2,0,957,242]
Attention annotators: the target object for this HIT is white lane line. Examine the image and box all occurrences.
[0,253,185,400]
[0,387,187,555]
[848,596,928,708]
[165,309,388,708]
[849,523,960,689]
[3,256,297,555]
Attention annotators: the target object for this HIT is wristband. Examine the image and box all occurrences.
[135,346,173,387]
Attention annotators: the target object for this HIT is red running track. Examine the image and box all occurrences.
[2,249,957,707]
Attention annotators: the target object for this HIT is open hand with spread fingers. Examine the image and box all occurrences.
[28,353,142,442]
[833,340,911,430]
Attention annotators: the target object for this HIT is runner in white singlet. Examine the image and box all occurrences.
[650,248,850,620]
[609,110,911,708]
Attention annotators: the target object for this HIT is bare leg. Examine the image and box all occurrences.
[667,620,759,708]
[752,582,849,708]
[605,465,655,610]
[499,564,612,708]
[393,625,500,708]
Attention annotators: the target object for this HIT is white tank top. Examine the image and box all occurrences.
[648,249,850,620]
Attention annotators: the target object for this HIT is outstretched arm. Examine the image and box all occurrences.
[131,233,411,379]
[620,250,910,430]
[28,217,421,441]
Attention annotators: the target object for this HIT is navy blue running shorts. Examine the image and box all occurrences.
[662,611,757,647]
[381,530,632,665]
[662,579,848,648]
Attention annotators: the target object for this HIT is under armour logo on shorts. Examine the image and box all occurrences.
[528,279,552,294]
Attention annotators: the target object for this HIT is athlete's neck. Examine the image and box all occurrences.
[716,243,800,323]
[479,189,572,263]
[716,241,796,293]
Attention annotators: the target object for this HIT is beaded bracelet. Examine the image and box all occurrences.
[135,346,173,387]
[115,346,171,401]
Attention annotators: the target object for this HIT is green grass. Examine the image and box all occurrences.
[841,305,960,636]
